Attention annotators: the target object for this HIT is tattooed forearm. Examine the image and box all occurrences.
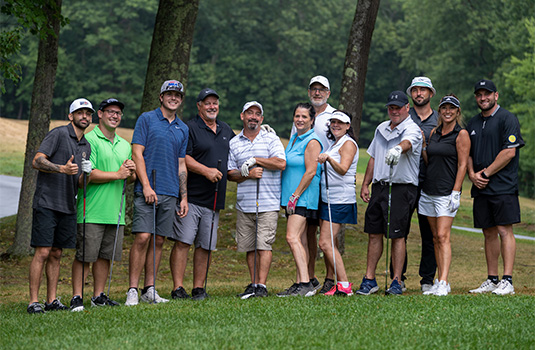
[33,155,61,173]
[179,170,187,198]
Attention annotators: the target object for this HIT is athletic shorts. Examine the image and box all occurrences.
[132,192,177,238]
[170,202,219,250]
[473,194,521,229]
[75,223,124,262]
[235,210,278,252]
[364,183,417,239]
[319,202,358,224]
[418,191,457,218]
[31,207,77,248]
[283,206,318,220]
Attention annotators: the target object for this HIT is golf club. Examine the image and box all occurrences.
[106,178,127,299]
[324,162,342,296]
[385,163,394,295]
[204,159,222,292]
[252,178,260,297]
[152,169,156,304]
[81,154,87,305]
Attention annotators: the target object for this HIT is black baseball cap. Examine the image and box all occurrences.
[196,88,219,102]
[474,79,497,93]
[99,98,124,111]
[385,90,409,107]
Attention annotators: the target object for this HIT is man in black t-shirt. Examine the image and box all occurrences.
[467,79,524,296]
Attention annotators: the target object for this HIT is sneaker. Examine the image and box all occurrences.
[355,276,379,295]
[386,279,403,295]
[44,298,68,311]
[140,286,169,304]
[276,283,299,297]
[421,283,434,293]
[294,282,316,297]
[324,282,354,296]
[191,287,209,300]
[238,284,256,299]
[400,280,407,292]
[70,295,84,312]
[434,280,450,296]
[171,286,190,300]
[319,278,335,294]
[27,302,45,314]
[254,285,268,298]
[492,279,515,295]
[91,292,120,307]
[310,277,321,292]
[469,279,499,294]
[125,288,139,306]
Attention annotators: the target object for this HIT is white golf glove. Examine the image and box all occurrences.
[240,157,257,177]
[261,124,276,134]
[449,190,461,212]
[385,145,402,166]
[81,159,92,175]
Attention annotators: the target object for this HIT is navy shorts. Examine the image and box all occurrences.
[473,194,521,228]
[319,202,358,224]
[31,207,77,248]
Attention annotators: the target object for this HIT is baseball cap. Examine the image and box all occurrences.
[69,98,94,114]
[99,98,125,111]
[160,80,184,95]
[309,75,330,90]
[329,111,351,124]
[241,101,263,115]
[196,88,219,102]
[386,91,409,107]
[474,79,497,93]
[406,76,436,96]
[438,95,461,108]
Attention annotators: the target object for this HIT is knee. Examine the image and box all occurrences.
[286,233,300,247]
[48,247,63,260]
[318,236,331,253]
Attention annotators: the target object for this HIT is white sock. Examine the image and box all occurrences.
[340,281,349,288]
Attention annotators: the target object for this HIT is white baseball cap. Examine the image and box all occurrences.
[309,75,330,90]
[406,76,436,96]
[160,80,184,95]
[329,111,351,124]
[69,98,94,114]
[241,101,263,115]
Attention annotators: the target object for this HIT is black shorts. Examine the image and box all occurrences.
[473,194,521,228]
[31,207,77,248]
[283,206,318,220]
[364,183,417,239]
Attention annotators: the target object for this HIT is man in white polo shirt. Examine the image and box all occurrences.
[228,101,286,299]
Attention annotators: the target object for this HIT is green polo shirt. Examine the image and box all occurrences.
[77,126,132,224]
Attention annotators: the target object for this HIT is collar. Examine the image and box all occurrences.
[93,125,120,145]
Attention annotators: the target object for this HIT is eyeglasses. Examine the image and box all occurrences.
[309,87,329,93]
[104,110,123,117]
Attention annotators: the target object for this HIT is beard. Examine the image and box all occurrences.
[478,100,496,112]
[412,96,430,107]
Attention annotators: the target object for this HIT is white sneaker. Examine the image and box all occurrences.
[423,280,439,295]
[492,279,515,295]
[400,280,407,292]
[140,286,169,304]
[125,288,139,306]
[469,279,498,293]
[434,280,450,296]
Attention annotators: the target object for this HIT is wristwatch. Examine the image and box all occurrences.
[481,172,489,179]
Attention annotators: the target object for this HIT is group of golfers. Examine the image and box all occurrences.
[26,74,524,314]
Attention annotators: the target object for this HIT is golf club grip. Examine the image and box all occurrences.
[215,159,222,192]
[152,169,156,191]
[323,162,329,189]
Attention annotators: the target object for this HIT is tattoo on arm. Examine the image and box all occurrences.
[179,170,187,198]
[35,155,61,173]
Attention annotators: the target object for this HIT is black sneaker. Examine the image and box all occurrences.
[70,295,84,312]
[191,287,209,301]
[310,277,321,292]
[27,302,45,314]
[171,286,190,299]
[237,284,256,299]
[44,298,68,311]
[276,283,299,297]
[254,285,268,297]
[295,282,316,297]
[319,278,335,294]
[91,292,120,307]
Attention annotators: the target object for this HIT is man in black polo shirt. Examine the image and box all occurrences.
[169,88,235,300]
[27,98,93,314]
[467,79,524,296]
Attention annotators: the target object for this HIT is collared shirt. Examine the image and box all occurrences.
[367,116,422,186]
[132,107,188,197]
[291,103,336,151]
[410,107,438,184]
[228,129,286,213]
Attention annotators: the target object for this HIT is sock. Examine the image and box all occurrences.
[340,281,350,288]
[502,275,513,284]
[257,283,266,288]
[142,285,154,294]
[301,282,313,288]
[128,287,138,293]
[488,275,499,284]
[324,278,334,283]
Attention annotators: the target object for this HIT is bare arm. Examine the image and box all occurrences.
[317,141,356,176]
[360,157,375,203]
[399,139,412,153]
[132,143,157,204]
[254,157,286,171]
[33,153,78,175]
[292,140,321,198]
[89,159,137,184]
[453,130,470,192]
[177,157,188,218]
[483,148,517,177]
[186,154,222,183]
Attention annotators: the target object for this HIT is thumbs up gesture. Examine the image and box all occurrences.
[62,155,79,175]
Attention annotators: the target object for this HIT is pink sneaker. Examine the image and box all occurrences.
[324,282,353,296]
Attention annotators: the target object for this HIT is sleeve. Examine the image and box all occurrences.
[367,129,378,158]
[269,135,286,160]
[37,128,60,157]
[501,113,524,150]
[88,138,98,166]
[131,114,148,147]
[402,124,423,153]
[178,125,189,158]
[228,141,238,170]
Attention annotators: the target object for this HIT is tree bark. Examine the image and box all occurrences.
[7,0,62,257]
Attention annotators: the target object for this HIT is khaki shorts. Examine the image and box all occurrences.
[76,223,124,262]
[235,210,278,252]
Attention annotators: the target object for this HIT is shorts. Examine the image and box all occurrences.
[418,191,457,218]
[235,210,278,252]
[473,194,521,229]
[75,223,124,262]
[31,207,76,249]
[171,202,219,250]
[132,192,177,238]
[364,183,417,239]
[283,206,318,220]
[319,201,358,224]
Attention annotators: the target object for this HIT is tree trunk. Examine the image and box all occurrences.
[7,0,62,257]
[139,0,200,116]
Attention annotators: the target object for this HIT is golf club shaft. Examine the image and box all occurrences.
[253,178,259,287]
[324,163,338,288]
[204,159,221,291]
[107,178,127,297]
[152,169,156,303]
[82,170,87,303]
[385,163,394,294]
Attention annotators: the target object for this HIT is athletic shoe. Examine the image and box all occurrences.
[140,286,169,304]
[91,293,120,307]
[125,288,139,306]
[469,279,499,294]
[171,286,190,300]
[324,282,353,296]
[70,295,84,312]
[421,283,434,293]
[400,280,407,292]
[386,279,403,295]
[492,279,515,295]
[319,278,335,294]
[276,283,299,297]
[293,282,316,297]
[254,285,268,298]
[191,287,209,301]
[355,276,379,295]
[238,284,256,299]
[44,298,68,311]
[310,277,321,292]
[433,280,450,296]
[27,302,45,314]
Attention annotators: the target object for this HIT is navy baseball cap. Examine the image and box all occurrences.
[196,88,219,102]
[438,95,461,108]
[385,91,409,107]
[474,79,497,93]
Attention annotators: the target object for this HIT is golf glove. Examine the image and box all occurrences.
[385,145,402,166]
[449,190,461,212]
[261,124,276,134]
[287,193,299,215]
[240,157,257,177]
[81,159,92,174]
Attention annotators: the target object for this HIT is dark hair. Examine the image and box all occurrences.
[326,109,357,141]
[293,102,316,127]
[437,93,464,128]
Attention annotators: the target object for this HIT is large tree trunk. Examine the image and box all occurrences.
[139,0,199,115]
[7,0,62,257]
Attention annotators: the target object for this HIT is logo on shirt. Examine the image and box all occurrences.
[508,135,516,143]
[470,130,476,136]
